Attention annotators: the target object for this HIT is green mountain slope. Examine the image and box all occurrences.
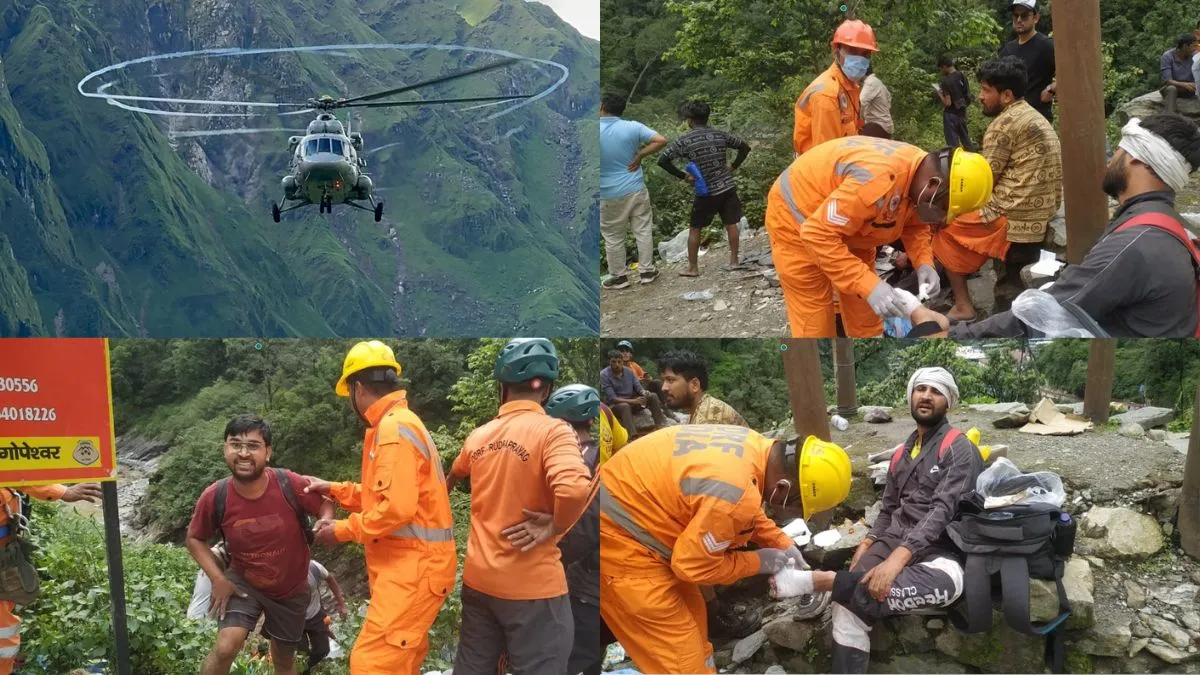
[0,0,599,336]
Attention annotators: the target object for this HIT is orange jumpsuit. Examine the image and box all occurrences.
[329,391,456,675]
[763,136,934,337]
[933,211,1012,275]
[793,63,862,156]
[0,484,67,675]
[598,425,795,674]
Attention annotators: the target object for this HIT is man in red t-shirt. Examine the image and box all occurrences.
[186,414,333,675]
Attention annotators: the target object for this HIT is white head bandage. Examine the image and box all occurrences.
[907,367,959,409]
[1118,117,1193,192]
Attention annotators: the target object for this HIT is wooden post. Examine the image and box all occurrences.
[834,338,858,416]
[1052,0,1110,263]
[781,340,831,441]
[1083,339,1116,424]
[1181,383,1200,559]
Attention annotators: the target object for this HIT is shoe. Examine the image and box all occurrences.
[639,269,659,284]
[603,275,631,290]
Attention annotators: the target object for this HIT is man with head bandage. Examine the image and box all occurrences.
[763,367,983,673]
[946,113,1200,338]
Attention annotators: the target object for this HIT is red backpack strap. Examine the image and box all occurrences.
[887,443,905,474]
[938,428,964,461]
[1114,212,1200,337]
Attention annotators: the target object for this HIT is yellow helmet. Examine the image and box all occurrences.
[965,427,991,462]
[796,436,853,519]
[335,340,402,397]
[945,147,993,223]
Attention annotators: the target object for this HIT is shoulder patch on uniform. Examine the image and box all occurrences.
[702,532,731,554]
[826,200,850,226]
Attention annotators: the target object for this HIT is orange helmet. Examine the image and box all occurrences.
[831,20,878,53]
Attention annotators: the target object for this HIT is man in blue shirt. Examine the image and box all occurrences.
[601,94,668,289]
[1161,35,1197,115]
[600,350,665,435]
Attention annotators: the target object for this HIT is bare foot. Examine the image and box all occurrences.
[946,307,977,322]
[679,269,700,277]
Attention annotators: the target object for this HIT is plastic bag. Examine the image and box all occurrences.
[975,457,1066,509]
[1010,289,1095,338]
[657,229,690,263]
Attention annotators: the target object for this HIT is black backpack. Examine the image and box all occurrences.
[946,492,1076,673]
[213,468,314,550]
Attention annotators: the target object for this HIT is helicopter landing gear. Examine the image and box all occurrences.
[272,202,281,223]
[374,202,384,222]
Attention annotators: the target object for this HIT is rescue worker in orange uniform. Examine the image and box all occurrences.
[447,338,595,675]
[793,20,878,156]
[303,341,456,675]
[598,425,852,674]
[763,136,994,337]
[0,483,101,674]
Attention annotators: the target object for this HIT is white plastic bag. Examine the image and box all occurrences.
[975,457,1066,508]
[1010,289,1095,338]
[657,229,690,263]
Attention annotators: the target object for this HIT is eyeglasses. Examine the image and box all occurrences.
[224,441,265,453]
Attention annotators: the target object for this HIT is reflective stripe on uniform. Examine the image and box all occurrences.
[778,167,810,224]
[679,477,743,504]
[0,625,16,639]
[389,524,454,542]
[396,425,431,459]
[798,82,827,110]
[835,161,873,183]
[599,483,673,560]
[0,645,17,657]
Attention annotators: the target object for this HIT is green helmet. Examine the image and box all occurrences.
[494,338,559,383]
[545,384,601,423]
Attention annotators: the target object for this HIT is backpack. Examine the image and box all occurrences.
[213,468,314,551]
[1112,211,1200,337]
[945,492,1076,673]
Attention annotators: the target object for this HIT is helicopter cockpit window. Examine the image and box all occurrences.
[318,138,332,154]
[330,139,344,156]
[305,139,318,156]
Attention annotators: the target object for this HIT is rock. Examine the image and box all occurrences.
[1118,423,1145,439]
[1165,522,1175,536]
[869,654,968,674]
[969,402,1030,414]
[1030,558,1094,629]
[1117,90,1200,126]
[935,609,1048,673]
[1075,610,1132,657]
[714,299,729,312]
[862,407,893,423]
[1020,262,1058,289]
[1183,613,1200,631]
[966,262,997,316]
[1153,584,1200,608]
[1145,639,1196,665]
[927,619,945,630]
[1077,508,1164,559]
[891,615,931,652]
[763,269,781,287]
[1192,571,1200,586]
[1151,488,1182,524]
[714,649,733,669]
[1143,615,1191,649]
[804,521,870,568]
[1047,208,1068,250]
[1126,581,1147,610]
[1113,406,1175,430]
[992,412,1031,429]
[765,666,786,675]
[763,615,817,652]
[1129,637,1150,657]
[117,435,169,466]
[1148,429,1168,442]
[731,630,767,665]
[1086,555,1106,569]
[864,501,883,528]
[1164,612,1178,622]
[1132,620,1152,638]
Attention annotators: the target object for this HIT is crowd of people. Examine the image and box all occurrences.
[600,0,1200,339]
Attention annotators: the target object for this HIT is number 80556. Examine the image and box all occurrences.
[0,378,39,393]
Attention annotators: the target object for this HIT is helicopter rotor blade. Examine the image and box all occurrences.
[342,94,535,109]
[337,57,520,105]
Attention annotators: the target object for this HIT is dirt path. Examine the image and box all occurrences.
[601,231,789,338]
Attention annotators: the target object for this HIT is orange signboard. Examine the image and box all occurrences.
[0,338,116,486]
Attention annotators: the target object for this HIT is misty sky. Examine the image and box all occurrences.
[528,0,599,40]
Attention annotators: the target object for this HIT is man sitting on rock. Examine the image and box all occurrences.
[657,350,748,427]
[1161,34,1197,115]
[772,368,983,673]
[617,340,662,396]
[601,350,666,434]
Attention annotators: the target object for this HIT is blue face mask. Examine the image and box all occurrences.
[841,53,870,81]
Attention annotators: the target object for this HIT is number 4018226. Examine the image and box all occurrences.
[0,407,57,422]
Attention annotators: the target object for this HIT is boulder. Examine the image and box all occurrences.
[1116,90,1200,126]
[890,615,932,652]
[1113,406,1175,430]
[969,403,1030,414]
[864,501,883,528]
[869,654,968,674]
[1125,581,1147,610]
[1020,262,1058,290]
[1046,207,1068,250]
[1030,558,1094,629]
[1074,610,1132,657]
[993,412,1031,429]
[1141,614,1192,650]
[731,630,767,665]
[1148,429,1168,442]
[862,407,893,424]
[1118,423,1145,439]
[934,609,1050,673]
[763,615,818,653]
[967,261,998,317]
[804,521,870,568]
[1076,508,1164,559]
[1129,636,1151,657]
[117,435,169,466]
[1144,638,1197,665]
[1184,613,1200,632]
[1152,583,1199,609]
[765,666,787,675]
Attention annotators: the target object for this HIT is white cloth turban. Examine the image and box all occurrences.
[1119,117,1193,192]
[907,367,959,409]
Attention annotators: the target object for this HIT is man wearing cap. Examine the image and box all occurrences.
[945,113,1200,338]
[616,340,661,396]
[999,0,1056,122]
[934,56,1063,321]
[763,136,994,337]
[771,368,983,674]
[598,424,852,674]
[793,20,878,156]
[302,341,457,674]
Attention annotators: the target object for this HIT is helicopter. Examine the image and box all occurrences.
[273,58,533,223]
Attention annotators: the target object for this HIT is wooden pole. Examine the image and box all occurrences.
[781,340,831,441]
[1083,339,1116,423]
[1181,383,1200,559]
[1052,0,1110,263]
[834,338,858,416]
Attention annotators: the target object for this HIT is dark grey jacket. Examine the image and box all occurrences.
[952,192,1198,338]
[560,439,599,604]
[869,420,984,559]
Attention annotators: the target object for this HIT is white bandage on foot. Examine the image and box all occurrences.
[770,561,814,598]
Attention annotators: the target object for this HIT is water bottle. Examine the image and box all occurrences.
[883,316,913,337]
[686,162,709,197]
[831,414,849,431]
[1053,511,1076,557]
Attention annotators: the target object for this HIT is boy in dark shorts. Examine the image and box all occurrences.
[658,100,752,276]
[186,414,333,675]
